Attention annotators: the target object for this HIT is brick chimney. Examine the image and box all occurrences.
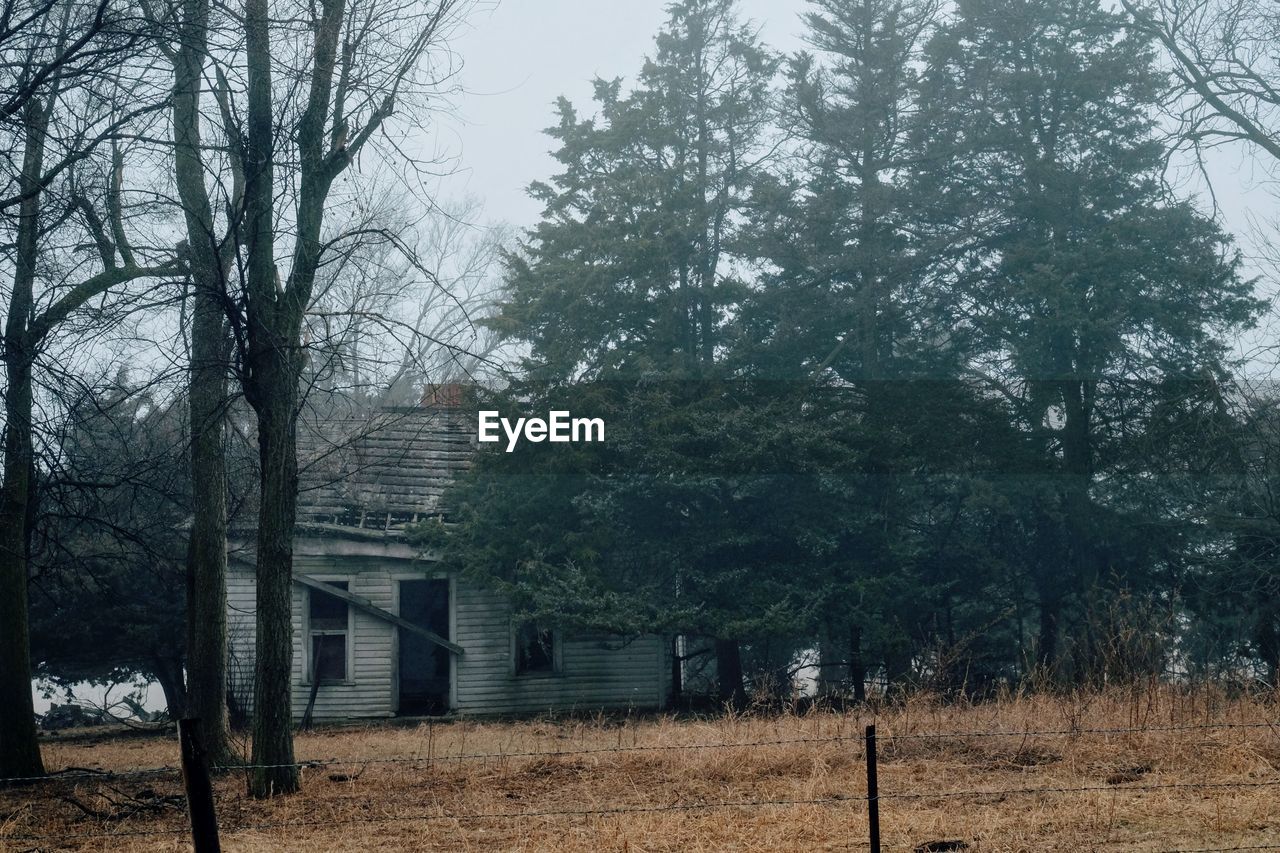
[421,382,465,408]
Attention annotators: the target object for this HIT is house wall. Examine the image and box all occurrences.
[226,545,670,719]
[227,552,401,719]
[454,582,669,715]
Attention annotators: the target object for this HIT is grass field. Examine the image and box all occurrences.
[4,687,1280,851]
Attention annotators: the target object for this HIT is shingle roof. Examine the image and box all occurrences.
[297,406,473,535]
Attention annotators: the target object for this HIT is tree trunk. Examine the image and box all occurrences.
[815,621,840,697]
[152,655,188,718]
[0,98,48,779]
[848,623,866,702]
[1037,591,1060,679]
[0,355,42,778]
[669,635,682,706]
[247,359,301,797]
[240,0,301,797]
[1052,376,1095,687]
[173,0,235,765]
[714,638,746,708]
[883,641,912,696]
[184,316,232,760]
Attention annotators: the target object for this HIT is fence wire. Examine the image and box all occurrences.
[0,732,872,785]
[878,720,1280,739]
[6,717,1276,786]
[877,777,1280,800]
[0,794,869,844]
[1161,847,1280,852]
[4,717,1280,848]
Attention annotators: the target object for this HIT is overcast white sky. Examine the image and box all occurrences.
[438,0,810,229]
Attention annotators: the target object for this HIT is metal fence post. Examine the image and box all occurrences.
[178,718,222,853]
[866,723,880,853]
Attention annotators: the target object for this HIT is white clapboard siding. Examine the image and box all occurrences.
[227,555,399,719]
[226,564,258,716]
[226,556,669,720]
[295,555,395,718]
[454,582,668,716]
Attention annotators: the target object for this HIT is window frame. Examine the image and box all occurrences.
[510,619,563,678]
[303,578,355,686]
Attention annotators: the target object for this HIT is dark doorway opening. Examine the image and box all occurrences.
[398,578,451,715]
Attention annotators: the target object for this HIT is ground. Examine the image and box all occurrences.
[3,687,1280,851]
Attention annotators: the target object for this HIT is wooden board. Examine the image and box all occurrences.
[294,573,464,656]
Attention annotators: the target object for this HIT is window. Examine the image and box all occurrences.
[513,621,558,676]
[309,582,349,682]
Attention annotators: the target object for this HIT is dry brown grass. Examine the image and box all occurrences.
[4,685,1280,851]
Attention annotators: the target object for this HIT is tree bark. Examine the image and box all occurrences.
[1265,626,1280,689]
[242,0,301,797]
[816,621,840,697]
[0,360,43,778]
[1052,375,1096,686]
[714,638,746,708]
[669,635,682,706]
[173,0,234,766]
[0,98,49,779]
[184,303,232,756]
[848,623,866,702]
[248,369,301,796]
[1036,589,1061,679]
[152,654,188,717]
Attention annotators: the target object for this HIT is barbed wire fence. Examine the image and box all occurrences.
[2,719,1280,851]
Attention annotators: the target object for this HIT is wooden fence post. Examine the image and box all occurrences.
[179,718,222,853]
[866,723,880,853]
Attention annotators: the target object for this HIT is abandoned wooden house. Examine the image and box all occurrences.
[225,400,671,720]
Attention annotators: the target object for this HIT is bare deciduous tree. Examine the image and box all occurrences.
[228,0,471,797]
[0,0,178,777]
[1123,0,1280,166]
[158,0,238,766]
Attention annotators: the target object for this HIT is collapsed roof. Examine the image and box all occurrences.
[297,406,473,537]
